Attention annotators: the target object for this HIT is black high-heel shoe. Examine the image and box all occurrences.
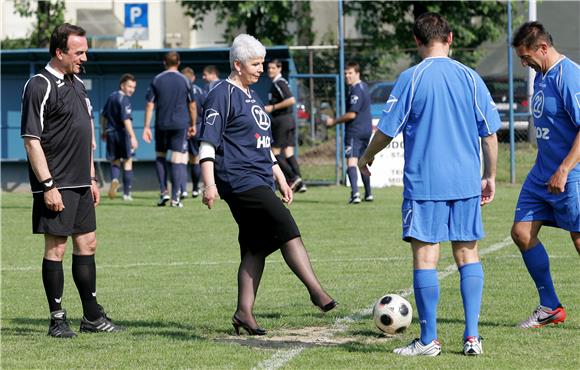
[231,315,267,336]
[310,296,338,313]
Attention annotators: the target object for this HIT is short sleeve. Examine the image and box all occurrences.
[121,96,133,121]
[377,71,414,138]
[560,62,580,126]
[346,85,365,114]
[473,73,502,136]
[145,81,156,103]
[199,86,229,148]
[20,75,50,139]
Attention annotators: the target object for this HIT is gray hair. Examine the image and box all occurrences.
[229,34,266,70]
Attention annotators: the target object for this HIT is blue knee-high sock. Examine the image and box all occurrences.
[191,164,201,191]
[180,164,188,193]
[155,157,168,194]
[122,170,133,196]
[459,262,484,339]
[414,269,439,345]
[170,163,187,201]
[522,243,560,309]
[110,164,121,181]
[347,166,358,196]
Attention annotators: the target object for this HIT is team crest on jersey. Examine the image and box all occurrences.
[350,95,359,105]
[251,105,271,130]
[205,108,220,125]
[383,94,398,113]
[532,90,544,119]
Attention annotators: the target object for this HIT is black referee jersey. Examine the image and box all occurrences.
[21,63,93,193]
[268,75,293,117]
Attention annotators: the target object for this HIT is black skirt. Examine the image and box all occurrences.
[223,186,301,258]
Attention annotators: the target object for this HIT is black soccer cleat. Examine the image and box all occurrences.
[48,309,77,338]
[79,304,125,333]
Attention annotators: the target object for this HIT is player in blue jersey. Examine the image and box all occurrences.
[326,62,373,204]
[510,21,580,329]
[180,67,206,198]
[100,74,138,201]
[143,51,196,208]
[358,13,500,356]
[199,34,336,336]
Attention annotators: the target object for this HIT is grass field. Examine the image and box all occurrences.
[1,185,579,369]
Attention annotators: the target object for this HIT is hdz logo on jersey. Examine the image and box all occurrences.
[251,105,270,130]
[254,132,271,149]
[204,108,220,126]
[532,90,544,119]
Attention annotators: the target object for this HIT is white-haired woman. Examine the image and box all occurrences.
[199,34,336,336]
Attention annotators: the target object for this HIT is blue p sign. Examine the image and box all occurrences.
[124,4,148,28]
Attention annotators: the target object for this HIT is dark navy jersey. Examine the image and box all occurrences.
[345,81,372,140]
[268,75,293,117]
[204,79,222,94]
[102,90,132,131]
[191,82,206,129]
[21,64,92,192]
[145,70,193,130]
[199,80,275,195]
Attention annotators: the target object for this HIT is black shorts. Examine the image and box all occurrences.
[345,136,370,158]
[33,187,96,236]
[223,186,301,258]
[155,128,188,153]
[106,130,131,160]
[271,114,295,149]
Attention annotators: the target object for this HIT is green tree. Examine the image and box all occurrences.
[345,1,508,80]
[179,0,314,46]
[1,0,66,50]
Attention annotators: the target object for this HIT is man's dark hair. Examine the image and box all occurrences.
[164,51,180,67]
[512,21,554,49]
[119,73,136,87]
[346,62,360,74]
[49,23,86,57]
[269,59,283,69]
[203,65,219,75]
[413,12,452,46]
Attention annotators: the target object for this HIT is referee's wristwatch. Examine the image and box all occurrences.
[41,177,56,192]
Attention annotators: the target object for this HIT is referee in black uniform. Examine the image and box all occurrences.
[21,23,124,338]
[264,59,306,193]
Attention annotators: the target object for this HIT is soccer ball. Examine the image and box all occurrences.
[373,294,413,335]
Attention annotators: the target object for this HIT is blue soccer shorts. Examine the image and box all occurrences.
[401,196,484,243]
[514,175,580,232]
[345,136,370,159]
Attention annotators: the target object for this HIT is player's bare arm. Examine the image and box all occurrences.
[358,130,393,176]
[325,111,356,127]
[99,114,108,141]
[123,118,138,150]
[265,96,295,114]
[548,130,580,194]
[481,133,498,205]
[188,101,197,137]
[24,137,64,212]
[142,101,155,143]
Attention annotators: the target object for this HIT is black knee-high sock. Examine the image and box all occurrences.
[362,173,372,197]
[347,166,359,195]
[72,254,100,321]
[42,259,64,313]
[191,164,201,191]
[286,155,302,177]
[276,154,296,181]
[155,157,168,194]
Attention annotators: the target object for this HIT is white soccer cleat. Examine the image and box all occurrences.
[349,193,361,204]
[122,194,133,201]
[518,305,566,329]
[463,336,483,356]
[393,338,441,356]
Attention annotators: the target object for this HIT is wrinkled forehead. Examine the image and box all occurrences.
[66,35,88,51]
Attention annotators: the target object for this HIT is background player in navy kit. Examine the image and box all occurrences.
[358,13,500,356]
[326,62,373,204]
[264,59,306,193]
[180,66,206,198]
[21,23,124,338]
[510,21,580,329]
[143,51,196,207]
[100,73,138,201]
[199,34,336,335]
[202,65,221,93]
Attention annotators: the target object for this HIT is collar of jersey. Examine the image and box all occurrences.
[45,63,65,80]
[273,74,283,82]
[541,55,566,79]
[226,78,253,98]
[423,56,450,61]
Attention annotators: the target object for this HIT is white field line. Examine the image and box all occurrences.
[253,237,513,370]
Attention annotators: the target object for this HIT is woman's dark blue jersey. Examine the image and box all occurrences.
[102,90,132,131]
[199,80,275,195]
[346,81,372,140]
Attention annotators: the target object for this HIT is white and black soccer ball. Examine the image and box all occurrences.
[373,294,413,335]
